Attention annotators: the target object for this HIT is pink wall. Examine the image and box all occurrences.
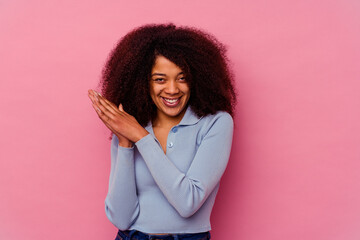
[1,0,359,239]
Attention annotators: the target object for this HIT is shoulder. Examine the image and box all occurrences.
[184,106,233,127]
[193,111,234,141]
[200,111,233,130]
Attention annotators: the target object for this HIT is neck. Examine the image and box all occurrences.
[152,108,187,128]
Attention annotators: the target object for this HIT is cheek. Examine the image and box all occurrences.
[184,82,190,92]
[183,86,191,97]
[149,84,161,102]
[149,82,155,95]
[149,90,156,103]
[150,85,159,96]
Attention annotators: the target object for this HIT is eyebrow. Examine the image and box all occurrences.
[151,72,184,77]
[151,73,166,77]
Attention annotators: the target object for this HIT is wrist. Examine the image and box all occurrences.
[116,134,133,148]
[133,129,149,143]
[118,141,133,148]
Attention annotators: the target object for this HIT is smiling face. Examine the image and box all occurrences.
[149,55,190,123]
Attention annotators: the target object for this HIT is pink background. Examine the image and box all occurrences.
[1,0,359,239]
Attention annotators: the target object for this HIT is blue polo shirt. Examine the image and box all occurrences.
[105,106,234,233]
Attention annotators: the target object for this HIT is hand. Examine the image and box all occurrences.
[88,89,149,145]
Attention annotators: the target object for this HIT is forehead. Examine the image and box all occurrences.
[151,55,183,74]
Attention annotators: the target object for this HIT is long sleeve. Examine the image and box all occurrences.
[104,135,140,230]
[135,112,233,218]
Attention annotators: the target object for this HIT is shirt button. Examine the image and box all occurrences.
[168,142,174,148]
[172,127,178,133]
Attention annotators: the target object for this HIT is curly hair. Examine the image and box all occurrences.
[99,23,236,127]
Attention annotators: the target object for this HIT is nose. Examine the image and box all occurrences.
[164,79,180,95]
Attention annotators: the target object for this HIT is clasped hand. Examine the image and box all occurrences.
[88,89,149,146]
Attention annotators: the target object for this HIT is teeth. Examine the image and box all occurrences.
[164,98,178,103]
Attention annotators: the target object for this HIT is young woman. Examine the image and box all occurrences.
[88,23,236,240]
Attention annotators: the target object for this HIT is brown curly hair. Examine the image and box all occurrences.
[99,23,236,127]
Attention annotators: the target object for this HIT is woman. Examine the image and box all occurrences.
[88,23,236,240]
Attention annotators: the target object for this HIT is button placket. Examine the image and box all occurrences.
[167,127,178,151]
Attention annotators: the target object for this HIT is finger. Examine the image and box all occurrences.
[93,90,102,97]
[103,119,116,133]
[93,108,116,132]
[91,95,115,116]
[91,90,120,114]
[91,91,129,121]
[88,92,98,104]
[91,91,118,112]
[117,104,132,119]
[93,90,106,104]
[92,105,100,114]
[106,99,118,110]
[93,97,129,125]
[92,104,123,136]
[91,103,103,116]
[91,104,117,132]
[92,101,114,122]
[91,103,110,123]
[88,89,99,100]
[97,95,119,112]
[97,97,119,116]
[118,103,124,111]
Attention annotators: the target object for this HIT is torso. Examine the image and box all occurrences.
[126,109,231,233]
[151,121,178,235]
[152,125,172,154]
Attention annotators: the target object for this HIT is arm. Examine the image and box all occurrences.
[135,113,233,218]
[104,135,140,230]
[88,90,144,229]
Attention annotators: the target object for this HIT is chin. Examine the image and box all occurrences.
[164,108,185,117]
[158,104,187,118]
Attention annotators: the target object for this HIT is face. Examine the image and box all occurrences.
[149,55,190,122]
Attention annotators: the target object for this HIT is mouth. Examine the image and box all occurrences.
[161,97,181,107]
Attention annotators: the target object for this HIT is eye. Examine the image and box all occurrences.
[178,77,186,82]
[153,78,165,82]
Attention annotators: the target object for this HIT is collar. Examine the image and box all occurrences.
[178,105,202,126]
